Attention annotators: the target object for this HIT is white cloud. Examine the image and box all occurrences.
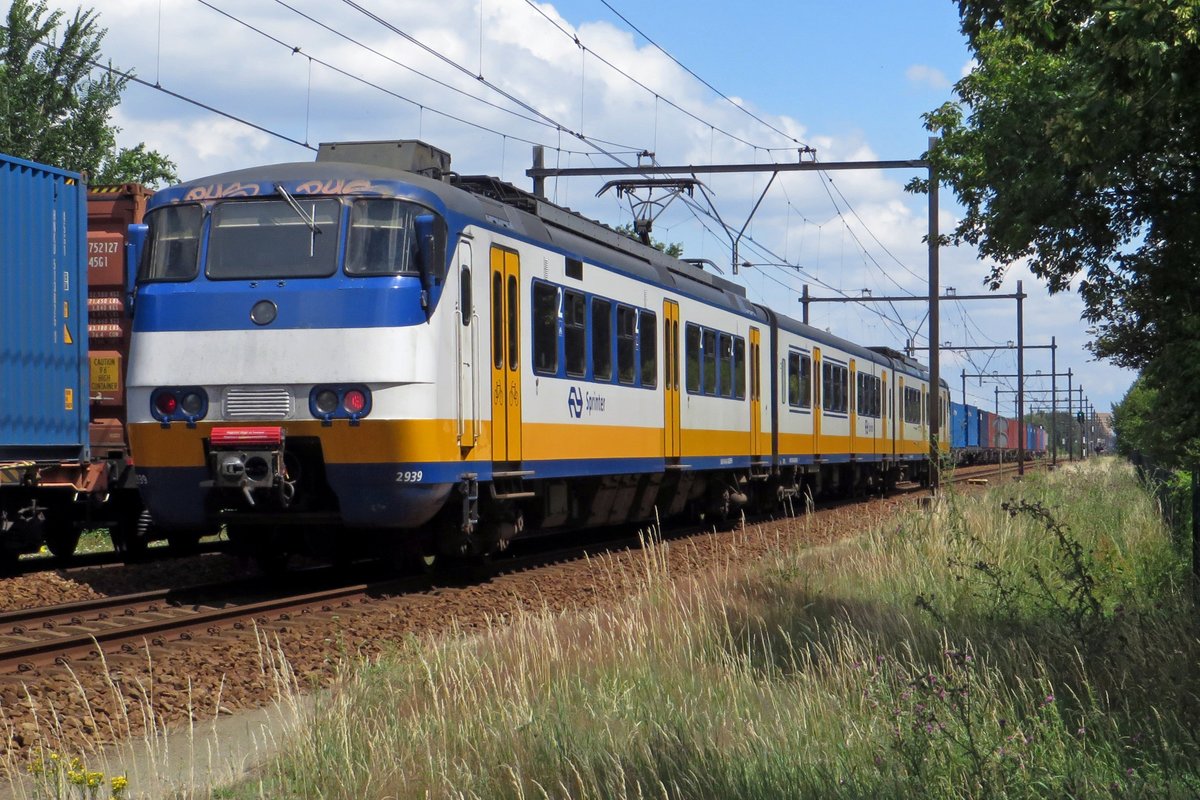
[905,64,951,90]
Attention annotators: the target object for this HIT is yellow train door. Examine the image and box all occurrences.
[749,327,762,459]
[489,246,522,462]
[849,359,857,456]
[812,346,822,455]
[663,299,681,460]
[880,371,889,457]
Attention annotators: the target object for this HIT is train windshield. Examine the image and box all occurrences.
[207,198,342,280]
[140,204,203,281]
[345,198,429,275]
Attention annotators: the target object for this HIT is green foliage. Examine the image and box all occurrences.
[241,463,1200,799]
[94,141,177,186]
[914,1,1200,458]
[1113,376,1185,467]
[0,0,177,186]
[614,222,684,258]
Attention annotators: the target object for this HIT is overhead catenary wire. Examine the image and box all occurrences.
[196,0,638,159]
[339,0,640,167]
[594,0,810,151]
[520,0,805,154]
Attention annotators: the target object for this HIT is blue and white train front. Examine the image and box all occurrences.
[126,163,466,547]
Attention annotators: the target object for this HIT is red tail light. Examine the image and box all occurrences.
[343,389,367,414]
[155,392,178,415]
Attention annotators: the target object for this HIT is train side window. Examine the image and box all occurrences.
[141,204,203,281]
[685,323,701,393]
[702,329,717,395]
[460,266,471,325]
[717,334,733,397]
[592,298,613,381]
[857,373,881,418]
[492,272,505,370]
[563,290,586,377]
[799,354,811,408]
[787,353,801,406]
[507,275,519,371]
[532,281,559,375]
[903,387,921,424]
[639,310,657,388]
[823,363,848,413]
[733,337,745,400]
[617,305,637,385]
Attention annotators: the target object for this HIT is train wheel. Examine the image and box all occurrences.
[42,504,80,560]
[113,509,152,562]
[44,528,81,560]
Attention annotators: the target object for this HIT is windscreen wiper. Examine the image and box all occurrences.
[274,183,322,235]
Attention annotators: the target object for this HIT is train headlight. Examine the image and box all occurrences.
[314,389,339,414]
[309,385,371,424]
[343,389,367,415]
[153,391,178,418]
[180,390,206,416]
[151,387,208,425]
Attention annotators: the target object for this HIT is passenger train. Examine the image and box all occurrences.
[125,140,962,565]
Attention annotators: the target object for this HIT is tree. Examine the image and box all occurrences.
[913,1,1200,457]
[614,223,684,258]
[0,0,177,185]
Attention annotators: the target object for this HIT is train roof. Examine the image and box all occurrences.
[154,158,764,322]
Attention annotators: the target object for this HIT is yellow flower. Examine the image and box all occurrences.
[87,770,104,788]
[111,774,130,796]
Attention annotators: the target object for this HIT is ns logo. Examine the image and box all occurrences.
[567,386,606,419]
[568,386,584,418]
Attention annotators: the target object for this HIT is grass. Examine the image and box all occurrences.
[218,458,1199,799]
[9,458,1199,798]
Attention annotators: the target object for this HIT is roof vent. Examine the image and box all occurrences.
[316,140,451,178]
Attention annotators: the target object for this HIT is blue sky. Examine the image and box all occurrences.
[22,0,1133,418]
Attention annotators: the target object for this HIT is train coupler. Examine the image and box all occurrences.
[208,427,294,509]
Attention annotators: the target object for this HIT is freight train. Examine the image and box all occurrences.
[949,400,1047,465]
[0,153,156,563]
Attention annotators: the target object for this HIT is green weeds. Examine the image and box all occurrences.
[230,460,1200,799]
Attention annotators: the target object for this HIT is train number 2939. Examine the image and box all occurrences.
[395,470,424,483]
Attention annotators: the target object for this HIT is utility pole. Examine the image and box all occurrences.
[928,138,941,481]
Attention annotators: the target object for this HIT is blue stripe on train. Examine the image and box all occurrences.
[133,278,432,332]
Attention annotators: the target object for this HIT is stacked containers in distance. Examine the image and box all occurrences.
[1005,418,1020,455]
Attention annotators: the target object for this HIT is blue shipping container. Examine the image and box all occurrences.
[949,401,967,449]
[966,404,980,448]
[0,152,88,462]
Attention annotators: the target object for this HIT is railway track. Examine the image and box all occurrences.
[0,462,1044,678]
[6,538,227,579]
